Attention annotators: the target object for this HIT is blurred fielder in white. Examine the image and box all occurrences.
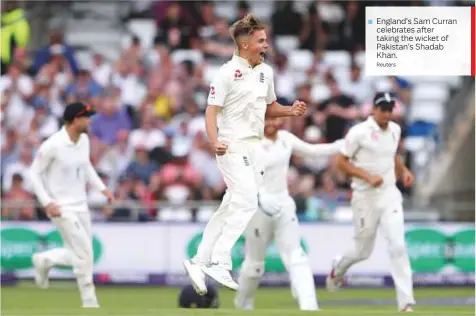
[29,102,115,308]
[234,117,343,311]
[183,14,307,295]
[326,92,415,312]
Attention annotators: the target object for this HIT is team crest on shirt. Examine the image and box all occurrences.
[234,69,243,80]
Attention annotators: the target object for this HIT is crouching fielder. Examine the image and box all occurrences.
[234,117,342,311]
[325,92,415,312]
[29,102,115,308]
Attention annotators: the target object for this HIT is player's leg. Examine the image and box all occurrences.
[380,201,415,311]
[275,198,319,311]
[76,211,99,308]
[192,144,260,290]
[327,196,380,292]
[32,215,75,289]
[186,191,232,295]
[234,209,273,310]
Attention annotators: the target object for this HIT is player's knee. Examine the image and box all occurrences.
[241,259,265,278]
[357,247,373,261]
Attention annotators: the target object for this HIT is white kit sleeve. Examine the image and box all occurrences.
[266,68,277,105]
[207,68,230,107]
[285,131,342,157]
[341,125,361,158]
[29,141,55,207]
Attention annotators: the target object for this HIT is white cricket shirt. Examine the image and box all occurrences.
[29,127,106,212]
[260,130,342,197]
[207,55,277,142]
[341,116,401,192]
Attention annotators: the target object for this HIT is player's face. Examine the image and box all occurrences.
[264,117,281,136]
[373,107,393,128]
[75,117,91,134]
[247,29,268,66]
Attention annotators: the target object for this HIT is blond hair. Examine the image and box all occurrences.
[229,14,265,46]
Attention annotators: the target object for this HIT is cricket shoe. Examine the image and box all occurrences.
[32,253,51,289]
[183,260,208,296]
[201,264,238,291]
[82,299,100,308]
[325,257,344,292]
[400,304,413,312]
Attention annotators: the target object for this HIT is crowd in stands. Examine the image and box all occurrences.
[4,0,461,222]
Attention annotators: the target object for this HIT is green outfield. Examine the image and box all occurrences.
[1,282,474,316]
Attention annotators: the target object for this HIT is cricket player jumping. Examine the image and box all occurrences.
[234,117,343,311]
[29,102,115,308]
[184,14,307,295]
[326,92,416,312]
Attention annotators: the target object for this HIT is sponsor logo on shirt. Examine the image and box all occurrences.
[234,69,243,80]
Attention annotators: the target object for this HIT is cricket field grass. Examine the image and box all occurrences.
[1,282,474,316]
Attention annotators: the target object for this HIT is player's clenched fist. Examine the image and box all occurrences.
[291,100,307,117]
[212,141,228,156]
[45,202,61,217]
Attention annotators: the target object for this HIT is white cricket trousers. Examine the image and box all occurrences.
[334,186,415,309]
[37,210,96,302]
[235,195,318,311]
[193,137,265,270]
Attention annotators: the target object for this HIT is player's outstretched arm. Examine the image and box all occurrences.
[266,100,306,118]
[29,141,55,207]
[286,132,344,157]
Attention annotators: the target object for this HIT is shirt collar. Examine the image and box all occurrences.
[60,126,76,146]
[367,116,391,132]
[232,54,252,69]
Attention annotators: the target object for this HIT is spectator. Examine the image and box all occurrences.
[124,145,159,185]
[271,1,303,36]
[340,1,365,51]
[158,141,201,203]
[33,30,79,75]
[0,62,34,130]
[156,1,199,50]
[1,3,30,75]
[97,129,134,185]
[202,18,235,65]
[316,171,348,213]
[300,2,322,52]
[317,76,358,142]
[197,1,216,39]
[145,36,170,69]
[1,129,19,177]
[91,54,112,88]
[64,69,102,106]
[111,57,146,112]
[23,104,59,144]
[2,145,33,193]
[35,55,73,118]
[273,53,295,103]
[91,96,133,145]
[233,0,250,23]
[317,0,346,50]
[2,174,35,220]
[338,63,373,105]
[129,114,167,151]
